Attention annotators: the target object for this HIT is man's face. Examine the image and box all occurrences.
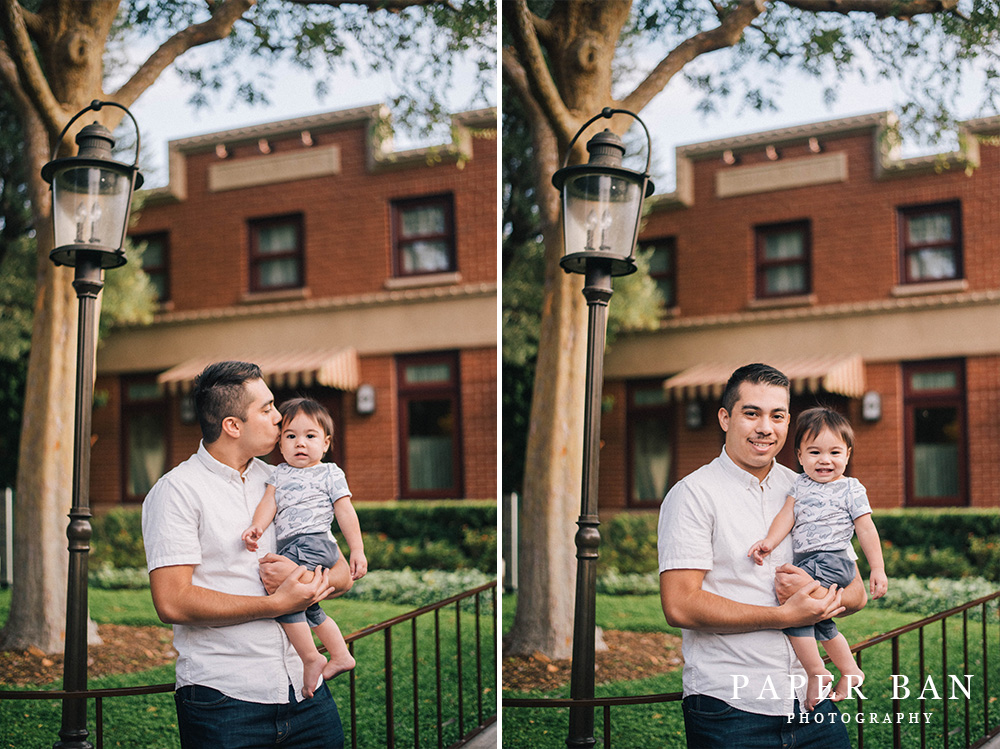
[239,378,281,457]
[718,381,789,481]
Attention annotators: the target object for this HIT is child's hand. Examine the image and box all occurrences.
[869,569,888,599]
[349,550,368,580]
[747,540,771,566]
[242,526,263,552]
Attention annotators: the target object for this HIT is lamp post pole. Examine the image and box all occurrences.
[57,253,104,749]
[566,258,614,748]
[41,101,143,749]
[552,108,654,749]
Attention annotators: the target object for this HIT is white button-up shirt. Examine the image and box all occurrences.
[658,448,806,715]
[142,442,304,703]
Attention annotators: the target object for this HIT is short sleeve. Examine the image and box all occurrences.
[141,475,203,573]
[847,478,872,520]
[327,463,352,503]
[265,464,281,488]
[658,480,715,573]
[788,473,808,500]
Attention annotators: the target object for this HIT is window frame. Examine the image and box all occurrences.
[120,374,171,504]
[132,231,170,303]
[248,213,305,292]
[396,351,464,499]
[754,220,812,299]
[638,237,677,309]
[625,380,675,507]
[390,194,456,278]
[902,359,968,508]
[897,201,963,285]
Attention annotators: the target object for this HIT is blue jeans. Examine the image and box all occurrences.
[175,682,344,749]
[682,694,851,748]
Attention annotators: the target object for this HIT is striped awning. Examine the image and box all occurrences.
[157,348,360,394]
[662,354,866,401]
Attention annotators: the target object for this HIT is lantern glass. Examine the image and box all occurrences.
[51,164,132,252]
[562,171,644,262]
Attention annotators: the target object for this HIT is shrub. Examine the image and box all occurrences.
[866,576,999,620]
[91,507,147,569]
[599,512,659,575]
[341,568,494,610]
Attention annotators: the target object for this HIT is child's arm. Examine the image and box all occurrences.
[748,495,796,565]
[854,513,888,599]
[333,497,367,580]
[241,485,278,552]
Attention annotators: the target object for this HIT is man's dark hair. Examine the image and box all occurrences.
[794,406,855,452]
[721,363,790,413]
[192,361,264,444]
[279,397,335,453]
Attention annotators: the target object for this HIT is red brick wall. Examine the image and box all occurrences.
[966,355,1000,508]
[131,125,497,310]
[642,134,999,314]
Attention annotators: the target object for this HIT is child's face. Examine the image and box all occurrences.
[796,427,851,483]
[279,411,331,469]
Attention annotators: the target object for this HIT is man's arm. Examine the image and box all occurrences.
[660,568,845,633]
[774,563,867,616]
[149,563,335,626]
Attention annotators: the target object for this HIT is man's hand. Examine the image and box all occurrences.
[774,563,813,604]
[780,580,845,627]
[270,564,335,615]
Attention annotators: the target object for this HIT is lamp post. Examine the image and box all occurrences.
[552,108,653,749]
[40,100,143,749]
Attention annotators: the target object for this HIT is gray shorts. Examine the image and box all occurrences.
[274,532,340,626]
[783,549,855,641]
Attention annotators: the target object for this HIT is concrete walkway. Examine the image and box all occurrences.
[458,719,497,748]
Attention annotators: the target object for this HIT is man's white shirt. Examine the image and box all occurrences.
[143,442,304,703]
[658,448,807,715]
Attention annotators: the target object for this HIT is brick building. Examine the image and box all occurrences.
[601,111,1000,512]
[91,104,497,508]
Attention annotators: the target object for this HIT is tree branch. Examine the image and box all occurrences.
[780,0,959,17]
[503,0,574,145]
[0,0,65,137]
[112,0,255,108]
[621,0,766,115]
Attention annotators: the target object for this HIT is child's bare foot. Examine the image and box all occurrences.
[833,670,864,701]
[322,652,356,681]
[805,670,834,711]
[301,653,328,698]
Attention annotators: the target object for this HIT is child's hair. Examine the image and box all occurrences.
[278,397,335,444]
[794,406,854,452]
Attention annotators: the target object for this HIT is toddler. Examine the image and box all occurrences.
[242,397,368,698]
[748,406,888,710]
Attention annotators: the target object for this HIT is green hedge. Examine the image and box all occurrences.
[91,500,497,574]
[601,508,1000,581]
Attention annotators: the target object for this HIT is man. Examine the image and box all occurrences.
[658,363,868,748]
[142,361,347,749]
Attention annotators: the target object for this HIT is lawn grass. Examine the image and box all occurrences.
[1,586,496,749]
[502,593,1000,748]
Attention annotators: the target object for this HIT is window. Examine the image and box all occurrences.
[639,237,677,308]
[903,360,967,507]
[391,195,455,277]
[133,232,169,302]
[249,214,304,291]
[121,375,169,503]
[627,381,674,506]
[397,352,463,498]
[898,202,962,283]
[755,221,811,298]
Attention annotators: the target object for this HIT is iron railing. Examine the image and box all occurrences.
[504,591,1000,748]
[1,581,497,749]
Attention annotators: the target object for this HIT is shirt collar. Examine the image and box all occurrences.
[717,447,778,489]
[196,441,260,483]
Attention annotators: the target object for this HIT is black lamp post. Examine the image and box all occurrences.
[40,100,143,749]
[552,108,653,749]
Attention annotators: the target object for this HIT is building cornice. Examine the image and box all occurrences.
[646,288,1000,335]
[139,104,497,203]
[648,112,1000,210]
[117,281,498,330]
